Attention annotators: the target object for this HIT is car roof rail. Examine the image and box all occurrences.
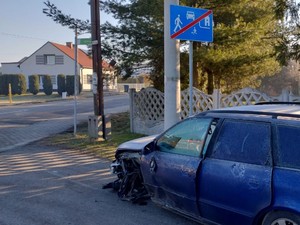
[203,110,300,119]
[255,101,300,105]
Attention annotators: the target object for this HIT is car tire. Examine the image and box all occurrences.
[262,211,300,225]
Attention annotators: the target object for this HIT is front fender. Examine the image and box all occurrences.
[271,168,300,214]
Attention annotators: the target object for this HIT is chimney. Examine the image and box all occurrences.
[66,42,73,49]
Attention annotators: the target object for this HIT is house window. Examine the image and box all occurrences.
[36,55,64,65]
[84,74,93,84]
[38,75,44,85]
[45,55,55,65]
[50,75,57,85]
[55,55,64,64]
[38,75,56,85]
[36,55,44,65]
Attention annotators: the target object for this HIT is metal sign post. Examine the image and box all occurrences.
[74,27,78,136]
[189,41,193,116]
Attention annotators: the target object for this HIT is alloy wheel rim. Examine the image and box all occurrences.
[271,218,298,225]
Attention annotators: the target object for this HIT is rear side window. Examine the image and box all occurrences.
[276,125,300,170]
[209,120,271,165]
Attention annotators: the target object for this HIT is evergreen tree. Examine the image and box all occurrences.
[57,74,66,96]
[43,75,53,95]
[273,0,300,64]
[182,0,282,93]
[29,75,40,95]
[66,75,74,96]
[101,0,164,89]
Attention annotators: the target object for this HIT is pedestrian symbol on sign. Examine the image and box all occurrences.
[174,15,183,32]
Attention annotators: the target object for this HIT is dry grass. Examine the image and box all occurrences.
[41,112,144,161]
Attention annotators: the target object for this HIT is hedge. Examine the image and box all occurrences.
[0,75,8,95]
[43,75,53,95]
[29,75,40,95]
[57,74,66,96]
[66,75,82,96]
[0,74,27,95]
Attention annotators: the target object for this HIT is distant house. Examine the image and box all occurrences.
[1,41,116,91]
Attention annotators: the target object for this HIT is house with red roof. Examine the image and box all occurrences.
[1,41,116,91]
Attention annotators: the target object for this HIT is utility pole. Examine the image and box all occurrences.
[164,0,181,130]
[90,0,106,139]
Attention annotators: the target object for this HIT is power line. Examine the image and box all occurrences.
[0,32,76,45]
[0,32,50,41]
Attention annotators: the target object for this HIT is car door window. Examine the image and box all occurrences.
[276,125,300,169]
[156,118,212,157]
[208,120,271,165]
[201,119,219,157]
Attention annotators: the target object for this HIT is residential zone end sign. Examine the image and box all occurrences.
[170,5,213,42]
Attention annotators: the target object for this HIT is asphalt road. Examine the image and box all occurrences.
[0,94,129,127]
[0,142,199,225]
[0,94,130,152]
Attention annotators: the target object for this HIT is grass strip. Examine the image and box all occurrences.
[42,112,144,161]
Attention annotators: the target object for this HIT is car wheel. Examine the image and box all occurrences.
[262,211,300,225]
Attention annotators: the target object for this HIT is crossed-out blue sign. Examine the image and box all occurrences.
[170,5,213,42]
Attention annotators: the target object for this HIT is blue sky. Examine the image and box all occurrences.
[0,0,114,66]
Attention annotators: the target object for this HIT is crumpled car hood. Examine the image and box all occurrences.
[117,135,158,152]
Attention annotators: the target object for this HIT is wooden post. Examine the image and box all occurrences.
[8,83,12,104]
[90,0,106,139]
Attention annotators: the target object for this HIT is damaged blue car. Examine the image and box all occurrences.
[106,103,300,225]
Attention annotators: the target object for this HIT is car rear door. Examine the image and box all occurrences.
[198,119,273,225]
[272,123,300,212]
[140,117,212,217]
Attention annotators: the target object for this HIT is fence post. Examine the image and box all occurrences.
[281,89,290,102]
[129,88,136,133]
[8,83,12,104]
[212,89,221,109]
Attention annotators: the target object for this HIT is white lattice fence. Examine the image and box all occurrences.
[289,94,300,102]
[130,88,164,135]
[130,87,213,134]
[221,88,272,108]
[181,87,213,119]
[130,87,300,135]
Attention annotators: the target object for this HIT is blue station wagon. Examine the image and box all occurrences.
[106,103,300,225]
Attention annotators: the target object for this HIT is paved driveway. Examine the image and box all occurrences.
[0,142,199,225]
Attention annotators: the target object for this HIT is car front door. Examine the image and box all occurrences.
[140,117,212,218]
[198,119,273,225]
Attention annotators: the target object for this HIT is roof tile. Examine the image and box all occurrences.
[51,42,92,69]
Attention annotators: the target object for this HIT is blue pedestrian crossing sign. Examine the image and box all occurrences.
[170,5,213,42]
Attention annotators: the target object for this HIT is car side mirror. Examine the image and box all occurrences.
[142,141,155,155]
